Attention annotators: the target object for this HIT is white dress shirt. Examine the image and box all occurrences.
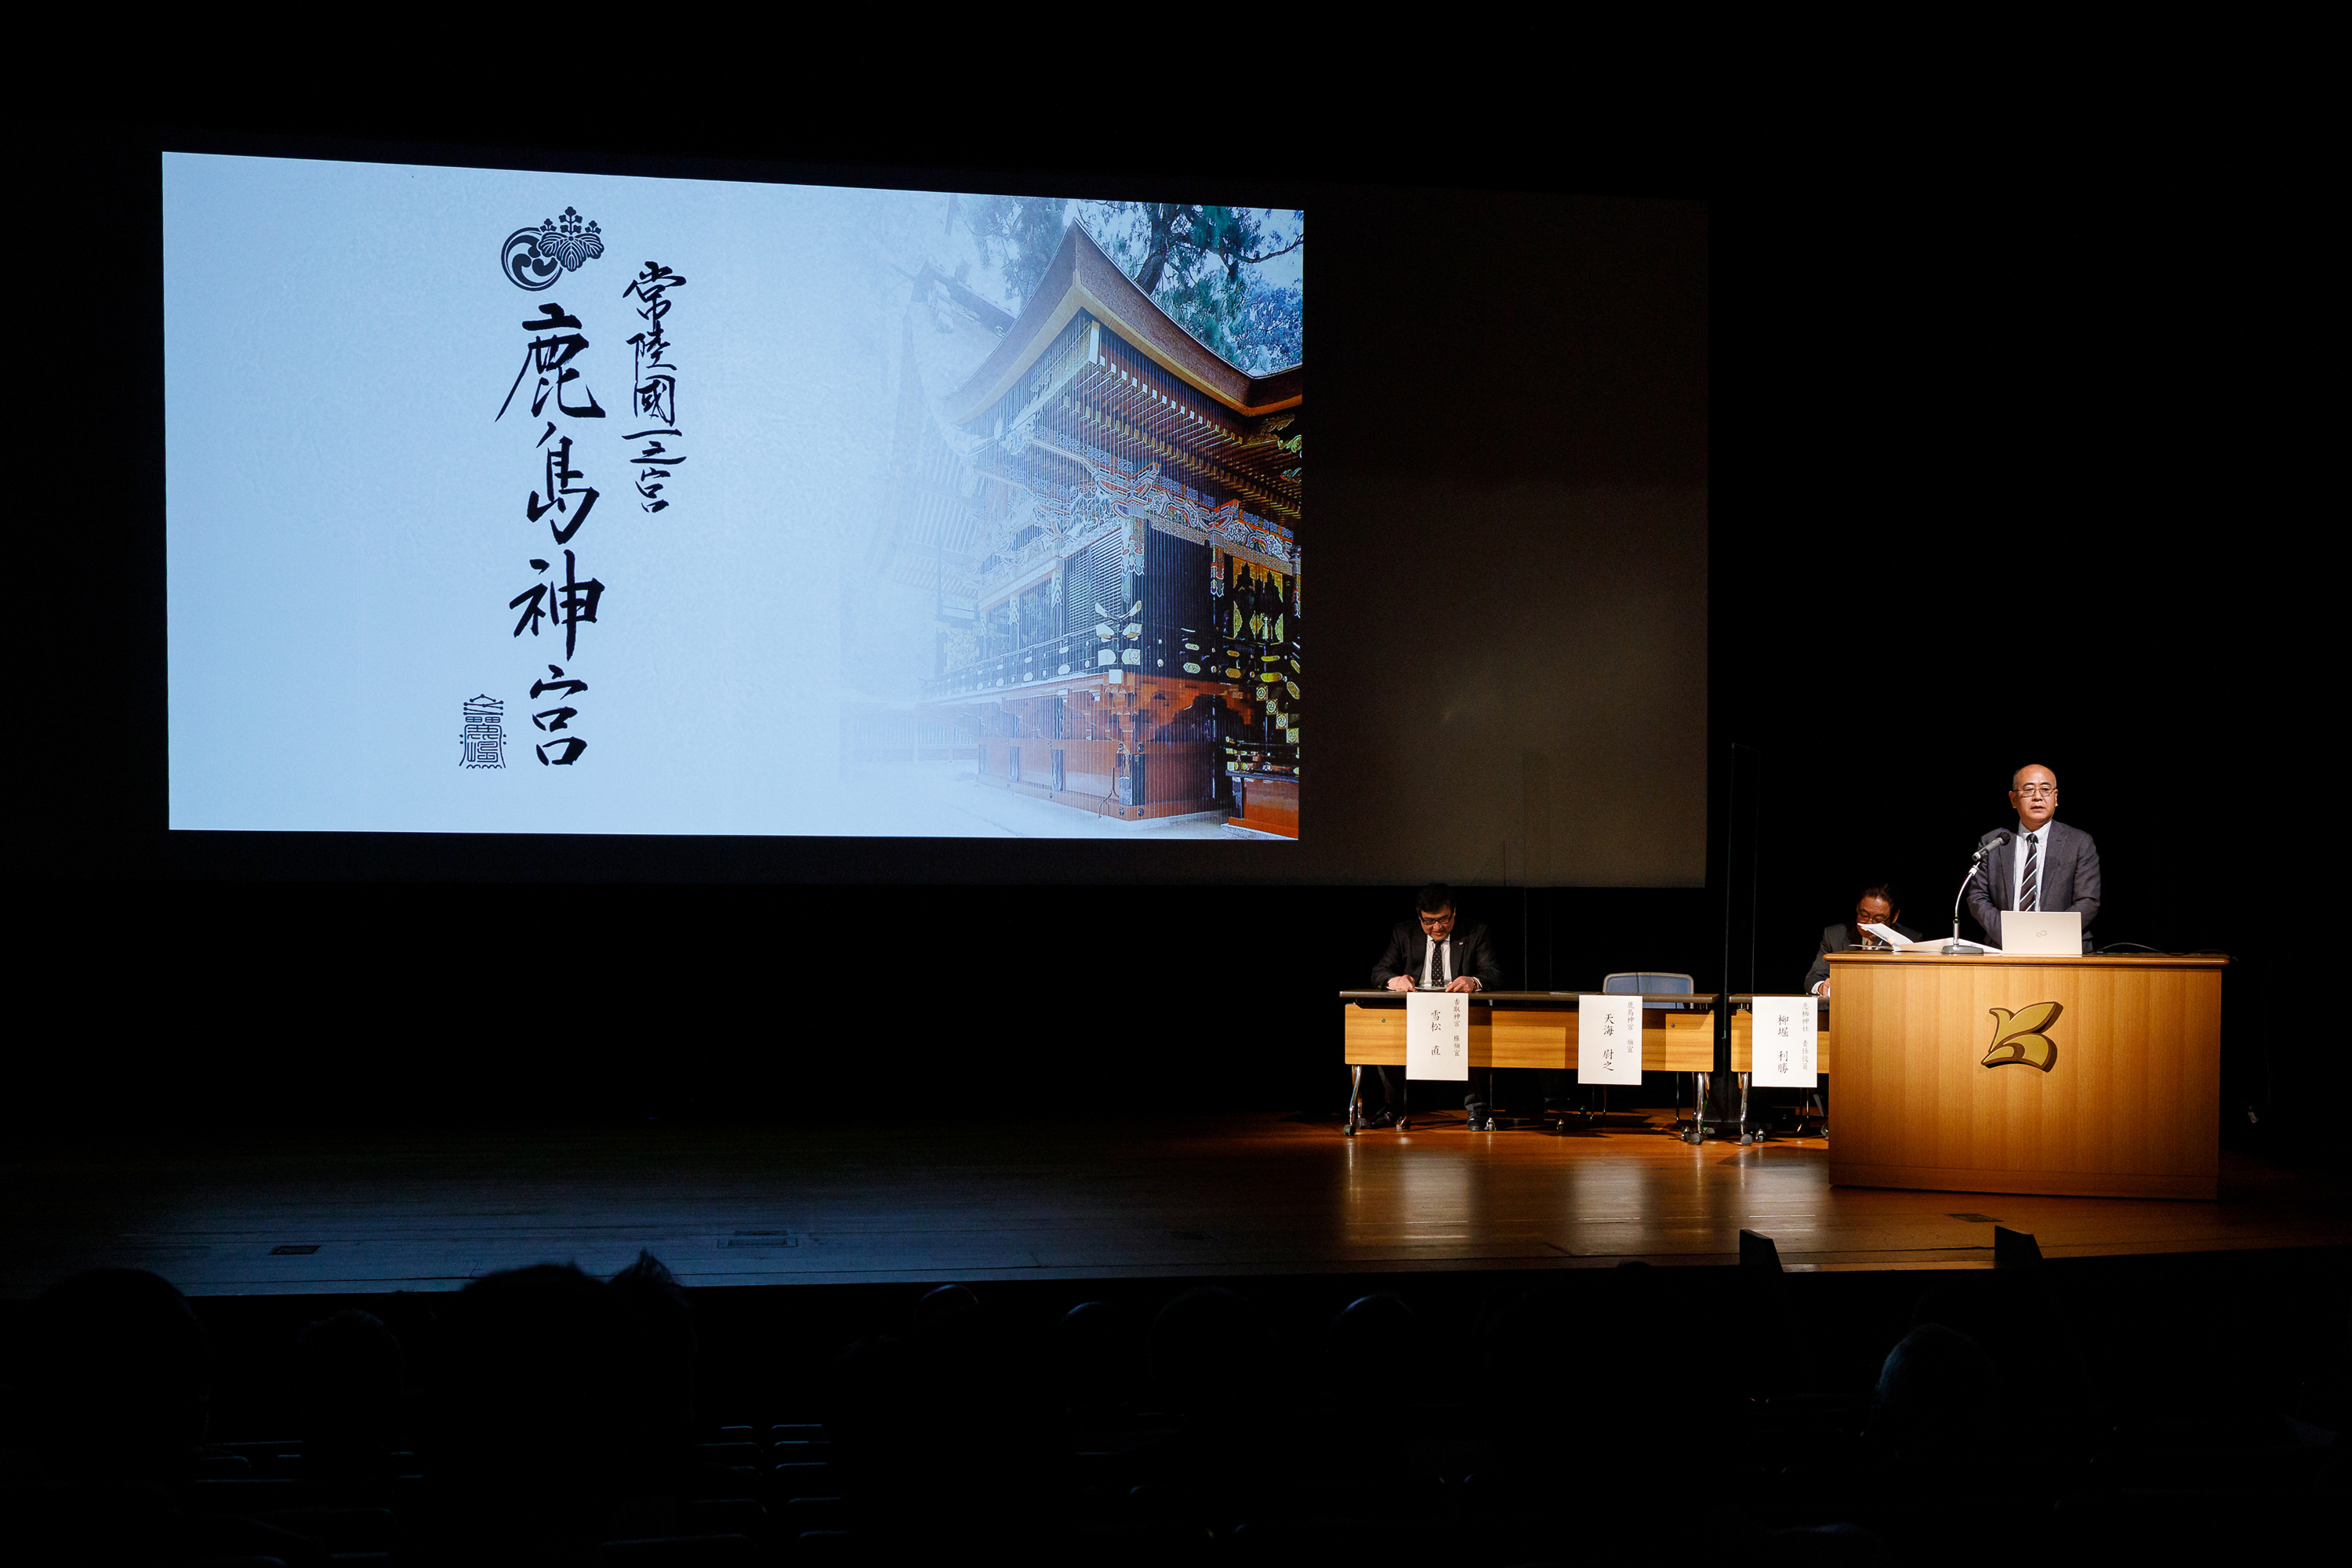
[2012,820,2056,912]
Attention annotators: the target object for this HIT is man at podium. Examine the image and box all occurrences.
[1965,763,2101,951]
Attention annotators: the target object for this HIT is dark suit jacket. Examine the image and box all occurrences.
[1803,920,1921,993]
[1965,820,2100,949]
[1371,922,1504,992]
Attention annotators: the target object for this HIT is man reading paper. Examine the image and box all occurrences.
[1369,884,1505,1131]
[1805,885,1919,997]
[1965,763,2100,952]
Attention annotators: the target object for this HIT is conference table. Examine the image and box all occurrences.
[1346,950,2229,1199]
[1338,991,1831,1138]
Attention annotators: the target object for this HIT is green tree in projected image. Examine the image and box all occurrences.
[960,196,1303,376]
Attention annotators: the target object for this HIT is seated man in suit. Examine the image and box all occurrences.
[1806,884,1918,997]
[1965,763,2101,952]
[1369,884,1505,1130]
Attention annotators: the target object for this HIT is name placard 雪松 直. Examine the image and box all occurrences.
[1406,990,1469,1081]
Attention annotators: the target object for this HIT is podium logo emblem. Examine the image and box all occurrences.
[1983,1001,2063,1073]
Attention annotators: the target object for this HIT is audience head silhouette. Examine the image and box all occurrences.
[422,1261,615,1561]
[1149,1287,1272,1421]
[604,1250,698,1473]
[292,1307,404,1477]
[1051,1300,1132,1414]
[1870,1323,2001,1466]
[1323,1291,1417,1381]
[25,1268,210,1486]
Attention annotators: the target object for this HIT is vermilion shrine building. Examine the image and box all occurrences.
[871,225,1303,837]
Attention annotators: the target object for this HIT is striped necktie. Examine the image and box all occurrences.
[2020,833,2041,912]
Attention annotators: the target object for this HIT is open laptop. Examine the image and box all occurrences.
[2002,909,2082,956]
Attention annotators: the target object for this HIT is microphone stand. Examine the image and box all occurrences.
[1946,833,2007,956]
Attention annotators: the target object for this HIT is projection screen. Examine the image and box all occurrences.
[165,153,1306,840]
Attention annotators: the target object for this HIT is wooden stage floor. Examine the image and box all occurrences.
[8,1113,2347,1298]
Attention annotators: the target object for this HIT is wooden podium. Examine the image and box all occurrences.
[1825,951,2227,1200]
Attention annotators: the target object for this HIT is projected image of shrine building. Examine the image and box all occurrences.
[866,225,1302,838]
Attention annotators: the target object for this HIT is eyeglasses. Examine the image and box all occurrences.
[1417,913,1454,927]
[2014,783,2057,798]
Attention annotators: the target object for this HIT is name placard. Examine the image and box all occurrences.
[1405,991,1469,1081]
[1749,996,1819,1087]
[1577,994,1644,1085]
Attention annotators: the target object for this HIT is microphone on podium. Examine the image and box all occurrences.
[1946,830,2011,955]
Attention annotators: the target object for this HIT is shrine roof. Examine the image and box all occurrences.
[942,225,1301,426]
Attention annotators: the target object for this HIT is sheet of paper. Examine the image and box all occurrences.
[1862,923,2000,954]
[1749,996,1818,1087]
[1405,990,1469,1081]
[1577,994,1644,1085]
